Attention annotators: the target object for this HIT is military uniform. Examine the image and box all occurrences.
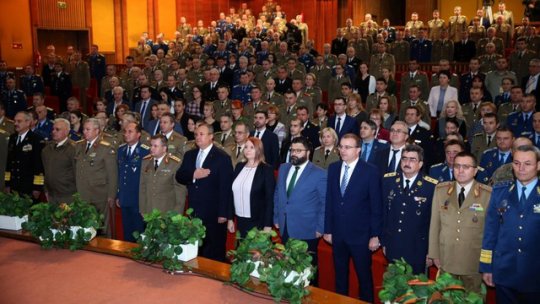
[164,131,187,158]
[255,70,276,89]
[5,130,44,197]
[41,139,77,204]
[117,142,149,241]
[369,53,395,79]
[19,74,44,97]
[0,129,8,191]
[480,180,540,296]
[215,131,235,147]
[382,172,437,273]
[1,89,27,119]
[51,71,72,112]
[399,100,430,125]
[468,25,486,43]
[509,49,537,82]
[428,180,492,292]
[429,162,491,185]
[187,68,205,86]
[0,117,15,134]
[431,39,454,63]
[88,53,106,97]
[226,143,247,168]
[479,54,503,73]
[304,86,322,107]
[243,100,269,119]
[448,15,468,42]
[75,139,118,237]
[477,37,505,56]
[405,21,424,37]
[349,38,371,64]
[139,153,185,214]
[400,71,430,101]
[312,146,340,169]
[263,91,284,107]
[115,129,151,148]
[489,163,513,185]
[471,132,497,161]
[491,24,513,48]
[310,65,332,92]
[389,40,410,64]
[323,53,338,67]
[497,102,519,127]
[461,102,481,131]
[365,93,397,114]
[480,148,513,178]
[507,111,534,138]
[327,75,350,104]
[428,18,446,41]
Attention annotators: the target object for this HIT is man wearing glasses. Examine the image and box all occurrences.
[381,144,438,274]
[428,151,492,293]
[324,133,382,302]
[374,121,410,175]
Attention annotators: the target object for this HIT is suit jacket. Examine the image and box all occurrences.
[106,100,130,116]
[374,146,404,176]
[274,77,293,95]
[144,119,183,136]
[232,162,275,227]
[273,162,327,239]
[328,115,359,140]
[202,81,224,101]
[331,37,348,56]
[301,122,321,149]
[252,130,280,169]
[361,139,388,164]
[427,86,459,117]
[134,99,157,129]
[521,75,540,111]
[325,159,383,242]
[453,40,476,62]
[175,145,233,221]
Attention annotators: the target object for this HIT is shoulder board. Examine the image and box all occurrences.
[477,183,492,192]
[492,180,513,189]
[423,176,438,185]
[100,140,111,146]
[233,84,241,88]
[477,166,485,172]
[143,154,153,160]
[315,146,323,151]
[141,144,150,150]
[4,118,13,123]
[169,154,181,162]
[76,139,85,143]
[0,129,7,135]
[383,172,397,178]
[431,162,444,168]
[119,143,127,147]
[483,147,497,154]
[473,132,483,137]
[437,181,453,187]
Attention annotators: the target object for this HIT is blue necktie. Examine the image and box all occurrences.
[360,143,369,161]
[519,186,527,207]
[340,165,350,196]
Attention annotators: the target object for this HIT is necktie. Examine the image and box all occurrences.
[458,186,465,208]
[487,135,492,146]
[519,186,527,207]
[287,106,292,115]
[236,146,241,158]
[340,165,350,196]
[473,103,478,113]
[196,150,205,168]
[140,101,148,116]
[499,153,506,163]
[127,146,132,158]
[221,133,226,144]
[255,131,260,138]
[336,117,342,133]
[388,149,399,172]
[526,76,535,93]
[524,113,529,124]
[325,149,330,160]
[154,159,159,170]
[85,142,91,154]
[513,104,518,112]
[536,135,540,147]
[287,166,300,197]
[16,135,21,145]
[360,143,369,161]
[404,179,410,193]
[449,169,454,180]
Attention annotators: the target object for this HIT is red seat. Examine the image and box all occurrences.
[44,96,60,113]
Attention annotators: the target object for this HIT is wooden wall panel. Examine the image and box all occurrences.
[38,0,86,28]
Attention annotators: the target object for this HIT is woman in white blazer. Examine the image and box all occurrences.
[428,70,459,118]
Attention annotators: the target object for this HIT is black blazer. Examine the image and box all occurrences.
[274,77,292,94]
[232,162,275,226]
[252,130,280,169]
[521,75,540,111]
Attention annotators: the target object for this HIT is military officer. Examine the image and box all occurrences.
[490,137,535,185]
[480,145,540,303]
[382,145,437,274]
[0,104,15,135]
[369,44,395,79]
[428,10,445,41]
[2,78,27,119]
[19,65,44,97]
[480,127,514,178]
[506,94,535,138]
[140,134,184,214]
[75,118,118,237]
[226,121,249,167]
[5,111,44,199]
[405,13,424,38]
[365,78,397,113]
[88,44,106,97]
[41,118,77,205]
[399,85,430,126]
[471,113,498,161]
[70,51,91,111]
[243,87,270,119]
[477,28,505,56]
[231,72,253,105]
[159,113,187,158]
[0,127,8,192]
[498,86,522,126]
[215,113,235,147]
[116,122,150,242]
[428,151,492,293]
[50,62,72,113]
[213,85,232,120]
[390,31,411,64]
[448,6,468,42]
[311,128,340,169]
[431,30,454,63]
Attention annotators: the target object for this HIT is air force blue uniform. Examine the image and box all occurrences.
[429,162,491,184]
[382,172,438,274]
[506,111,534,138]
[117,142,150,242]
[231,84,252,105]
[479,148,513,179]
[480,179,540,302]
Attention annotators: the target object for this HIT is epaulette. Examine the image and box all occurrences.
[478,166,486,172]
[423,175,438,185]
[100,140,111,146]
[431,162,444,168]
[314,146,323,151]
[4,118,13,123]
[473,132,483,137]
[437,181,453,187]
[76,139,85,143]
[383,172,397,178]
[169,154,181,162]
[492,179,513,189]
[141,144,150,150]
[143,154,153,160]
[0,129,7,135]
[477,183,493,192]
[119,143,127,147]
[482,147,497,154]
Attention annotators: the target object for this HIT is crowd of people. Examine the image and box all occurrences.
[1,1,540,303]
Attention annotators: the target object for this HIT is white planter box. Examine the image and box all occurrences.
[248,260,312,287]
[41,226,96,241]
[0,215,28,230]
[140,234,199,262]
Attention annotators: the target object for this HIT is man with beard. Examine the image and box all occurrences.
[274,136,327,285]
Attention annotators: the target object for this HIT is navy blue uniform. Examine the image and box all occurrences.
[34,119,53,140]
[429,162,491,184]
[1,89,27,119]
[88,53,106,96]
[410,39,433,63]
[480,180,540,302]
[382,172,437,274]
[117,142,150,242]
[231,84,252,105]
[480,148,513,179]
[19,75,44,96]
[506,111,534,138]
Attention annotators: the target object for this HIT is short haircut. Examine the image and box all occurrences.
[514,144,540,162]
[362,119,377,131]
[454,151,478,168]
[296,105,309,114]
[255,110,268,118]
[403,144,424,162]
[341,133,361,147]
[482,112,499,123]
[291,136,312,152]
[84,118,100,130]
[151,134,168,146]
[444,138,465,151]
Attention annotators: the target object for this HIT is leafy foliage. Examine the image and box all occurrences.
[228,228,314,304]
[378,259,485,304]
[132,208,206,272]
[0,192,33,217]
[22,194,103,250]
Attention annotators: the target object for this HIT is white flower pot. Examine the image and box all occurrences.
[175,241,198,262]
[248,260,312,287]
[0,215,27,230]
[40,226,96,241]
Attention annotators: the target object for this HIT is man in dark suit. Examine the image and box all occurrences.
[216,57,234,88]
[202,68,223,101]
[324,133,382,302]
[404,105,434,169]
[521,58,540,111]
[374,121,410,175]
[328,97,359,140]
[280,118,304,163]
[331,29,348,56]
[106,86,130,116]
[359,120,389,164]
[274,136,327,283]
[50,62,72,113]
[175,122,233,262]
[2,78,27,119]
[274,66,293,94]
[252,110,280,169]
[459,58,485,104]
[134,86,157,129]
[453,31,477,63]
[296,106,321,149]
[88,44,106,97]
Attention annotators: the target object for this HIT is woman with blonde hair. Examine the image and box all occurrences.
[436,100,467,139]
[266,105,287,148]
[312,127,340,169]
[228,137,276,237]
[304,73,322,106]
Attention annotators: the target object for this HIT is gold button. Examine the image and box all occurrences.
[457,220,461,223]
[456,238,459,241]
[457,229,460,233]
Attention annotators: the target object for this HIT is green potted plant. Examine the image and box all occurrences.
[22,194,103,250]
[132,208,206,272]
[378,258,485,304]
[228,228,315,304]
[0,192,33,230]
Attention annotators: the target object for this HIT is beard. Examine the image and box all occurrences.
[290,155,308,166]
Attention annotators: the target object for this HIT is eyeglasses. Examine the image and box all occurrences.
[390,128,408,134]
[454,164,476,170]
[290,148,307,154]
[401,157,419,163]
[338,145,358,150]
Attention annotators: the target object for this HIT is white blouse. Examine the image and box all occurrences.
[232,165,257,218]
